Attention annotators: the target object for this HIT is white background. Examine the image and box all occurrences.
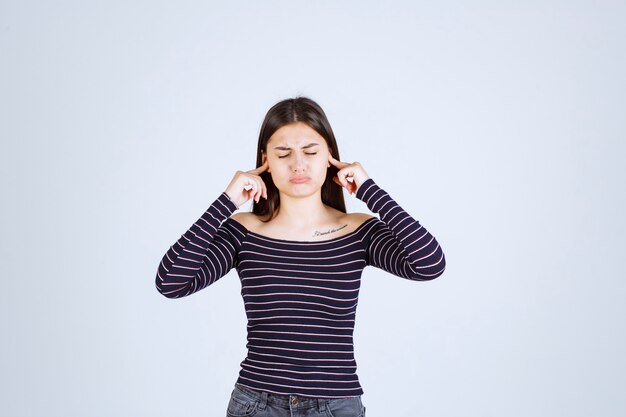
[1,1,624,416]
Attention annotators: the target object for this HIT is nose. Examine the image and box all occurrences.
[292,153,306,172]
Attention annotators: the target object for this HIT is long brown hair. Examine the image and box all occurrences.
[252,96,346,222]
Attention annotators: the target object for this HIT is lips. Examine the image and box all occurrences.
[290,176,310,183]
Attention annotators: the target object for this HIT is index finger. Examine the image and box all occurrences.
[249,158,269,175]
[328,154,349,168]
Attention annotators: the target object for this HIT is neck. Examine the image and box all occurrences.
[274,190,329,228]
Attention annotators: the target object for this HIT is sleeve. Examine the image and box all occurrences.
[355,178,446,281]
[155,191,240,299]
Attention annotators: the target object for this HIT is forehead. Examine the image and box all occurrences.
[267,122,326,147]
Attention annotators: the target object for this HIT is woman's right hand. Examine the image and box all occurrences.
[224,159,269,208]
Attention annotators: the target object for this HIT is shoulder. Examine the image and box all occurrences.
[344,212,376,227]
[229,212,260,231]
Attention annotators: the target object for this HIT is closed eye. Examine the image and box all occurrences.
[278,153,317,159]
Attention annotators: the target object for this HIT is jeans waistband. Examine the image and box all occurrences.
[234,383,330,410]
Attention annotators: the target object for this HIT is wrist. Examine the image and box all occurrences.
[223,191,239,209]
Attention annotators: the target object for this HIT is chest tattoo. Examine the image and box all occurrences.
[312,224,348,238]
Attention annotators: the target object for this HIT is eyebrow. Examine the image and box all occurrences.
[273,143,320,151]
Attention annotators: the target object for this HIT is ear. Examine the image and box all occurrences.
[262,152,270,172]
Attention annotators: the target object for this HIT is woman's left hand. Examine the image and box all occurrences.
[328,154,370,195]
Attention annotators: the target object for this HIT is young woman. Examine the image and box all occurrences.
[155,96,446,417]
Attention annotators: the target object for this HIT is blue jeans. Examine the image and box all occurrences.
[226,383,367,417]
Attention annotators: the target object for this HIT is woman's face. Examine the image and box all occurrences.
[262,122,331,198]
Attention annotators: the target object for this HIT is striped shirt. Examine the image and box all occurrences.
[155,177,446,398]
